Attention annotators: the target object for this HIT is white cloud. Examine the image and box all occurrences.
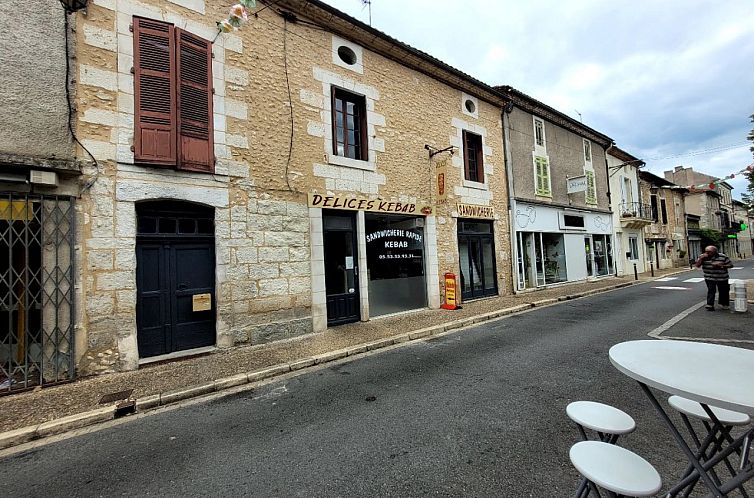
[321,0,754,197]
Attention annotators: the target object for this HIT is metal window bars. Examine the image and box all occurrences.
[1,193,75,392]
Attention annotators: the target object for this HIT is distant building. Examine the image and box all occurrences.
[608,147,650,276]
[732,199,753,258]
[639,171,688,270]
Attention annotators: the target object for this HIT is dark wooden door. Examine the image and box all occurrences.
[136,240,215,357]
[135,200,215,358]
[323,212,360,326]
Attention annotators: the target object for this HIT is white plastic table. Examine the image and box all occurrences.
[609,340,754,497]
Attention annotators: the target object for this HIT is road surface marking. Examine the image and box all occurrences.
[656,277,678,282]
[729,279,742,284]
[731,267,744,270]
[661,336,754,345]
[653,286,690,290]
[683,278,705,283]
[647,301,706,338]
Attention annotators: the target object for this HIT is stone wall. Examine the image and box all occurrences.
[507,107,610,212]
[71,0,512,375]
[0,0,75,163]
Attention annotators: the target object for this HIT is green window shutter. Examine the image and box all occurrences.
[535,157,550,196]
[586,170,596,204]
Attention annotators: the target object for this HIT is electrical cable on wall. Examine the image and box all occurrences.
[63,11,100,195]
[282,15,295,192]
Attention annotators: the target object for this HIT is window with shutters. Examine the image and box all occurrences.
[463,131,484,183]
[133,17,214,173]
[534,156,551,196]
[332,87,368,161]
[585,170,597,204]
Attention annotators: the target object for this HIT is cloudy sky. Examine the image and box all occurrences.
[321,0,754,197]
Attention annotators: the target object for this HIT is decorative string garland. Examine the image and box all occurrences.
[217,0,256,36]
[684,163,754,192]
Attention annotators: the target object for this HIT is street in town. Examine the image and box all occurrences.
[1,264,752,497]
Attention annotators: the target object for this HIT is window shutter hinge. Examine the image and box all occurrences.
[212,52,215,59]
[129,24,133,33]
[212,88,215,95]
[130,67,134,74]
[130,145,135,152]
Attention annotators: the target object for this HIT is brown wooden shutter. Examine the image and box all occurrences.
[175,28,214,173]
[133,17,177,165]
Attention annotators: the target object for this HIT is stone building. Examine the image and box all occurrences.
[496,86,615,289]
[664,166,733,254]
[0,0,84,390]
[638,171,688,270]
[34,0,518,378]
[607,147,650,276]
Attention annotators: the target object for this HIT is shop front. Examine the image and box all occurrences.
[514,202,614,290]
[456,204,498,301]
[309,193,438,329]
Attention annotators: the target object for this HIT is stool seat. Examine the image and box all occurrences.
[570,441,662,497]
[668,395,751,426]
[566,401,636,435]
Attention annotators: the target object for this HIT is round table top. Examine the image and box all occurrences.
[609,340,754,415]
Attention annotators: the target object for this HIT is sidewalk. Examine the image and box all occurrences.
[0,267,687,449]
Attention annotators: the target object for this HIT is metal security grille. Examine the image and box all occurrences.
[1,193,75,392]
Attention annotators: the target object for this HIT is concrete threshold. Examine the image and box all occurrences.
[0,276,658,451]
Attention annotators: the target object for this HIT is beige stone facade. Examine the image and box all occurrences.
[638,171,688,270]
[64,0,513,376]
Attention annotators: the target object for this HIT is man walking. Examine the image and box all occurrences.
[695,245,734,311]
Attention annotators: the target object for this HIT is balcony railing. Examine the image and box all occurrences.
[619,202,653,221]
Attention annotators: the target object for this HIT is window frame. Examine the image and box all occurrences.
[331,86,369,162]
[534,156,551,197]
[660,198,668,224]
[583,139,592,163]
[533,117,546,148]
[462,130,484,183]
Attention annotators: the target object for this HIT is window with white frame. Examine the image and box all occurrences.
[628,236,639,260]
[583,139,592,163]
[534,156,551,196]
[534,118,545,148]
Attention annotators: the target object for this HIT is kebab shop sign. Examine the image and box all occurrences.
[308,193,433,215]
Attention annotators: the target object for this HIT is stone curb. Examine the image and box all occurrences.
[0,278,643,451]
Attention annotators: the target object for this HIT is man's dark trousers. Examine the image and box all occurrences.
[706,279,730,307]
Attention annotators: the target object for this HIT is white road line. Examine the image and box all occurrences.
[661,336,754,345]
[731,267,744,270]
[656,277,678,282]
[730,279,742,284]
[653,286,690,290]
[647,301,707,338]
[683,278,705,283]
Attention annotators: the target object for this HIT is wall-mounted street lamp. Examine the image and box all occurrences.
[59,0,88,13]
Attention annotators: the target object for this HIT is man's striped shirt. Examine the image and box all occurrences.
[701,253,732,282]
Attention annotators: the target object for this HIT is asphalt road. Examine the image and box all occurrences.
[2,262,753,497]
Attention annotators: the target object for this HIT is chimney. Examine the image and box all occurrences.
[674,166,684,172]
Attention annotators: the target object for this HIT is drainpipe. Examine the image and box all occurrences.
[502,102,518,294]
[604,142,616,273]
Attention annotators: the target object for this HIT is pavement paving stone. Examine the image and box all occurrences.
[0,268,688,438]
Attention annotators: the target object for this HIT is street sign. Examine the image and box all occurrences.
[567,175,588,194]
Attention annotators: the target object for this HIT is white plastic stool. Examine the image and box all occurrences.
[666,395,751,498]
[567,401,637,497]
[570,441,662,498]
[567,401,636,444]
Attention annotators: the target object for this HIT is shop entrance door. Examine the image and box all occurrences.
[584,236,594,277]
[458,220,497,300]
[323,212,360,326]
[136,201,216,358]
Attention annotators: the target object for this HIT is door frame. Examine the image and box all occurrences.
[135,200,216,359]
[458,220,497,300]
[322,210,361,326]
